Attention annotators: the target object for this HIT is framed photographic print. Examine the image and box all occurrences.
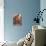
[13,13,22,25]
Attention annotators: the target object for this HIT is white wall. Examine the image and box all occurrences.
[40,0,46,26]
[0,0,4,42]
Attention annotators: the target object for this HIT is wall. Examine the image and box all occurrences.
[4,0,40,42]
[40,0,46,26]
[0,0,4,42]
